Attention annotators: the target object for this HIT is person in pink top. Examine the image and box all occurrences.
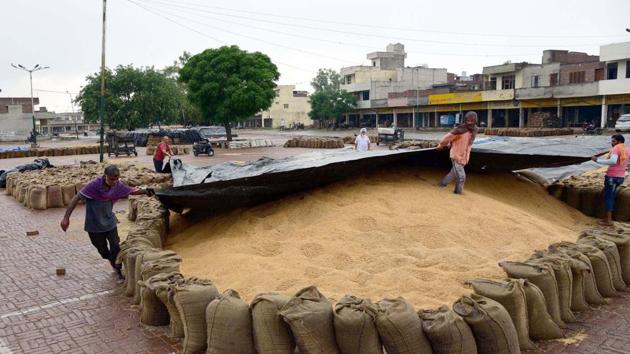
[592,134,629,226]
[436,111,478,194]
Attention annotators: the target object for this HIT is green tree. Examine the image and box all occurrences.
[308,68,356,126]
[179,45,280,141]
[77,65,184,130]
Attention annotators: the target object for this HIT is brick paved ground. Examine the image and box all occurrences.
[0,133,629,353]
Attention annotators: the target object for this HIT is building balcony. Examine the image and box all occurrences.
[599,78,630,95]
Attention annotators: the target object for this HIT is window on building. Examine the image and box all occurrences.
[372,61,376,67]
[283,104,289,109]
[607,62,618,80]
[488,77,497,90]
[626,61,630,78]
[530,75,540,88]
[345,75,353,84]
[595,68,604,81]
[569,71,586,84]
[550,73,558,86]
[502,75,515,90]
[361,90,370,101]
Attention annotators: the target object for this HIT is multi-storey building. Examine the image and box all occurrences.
[244,85,313,129]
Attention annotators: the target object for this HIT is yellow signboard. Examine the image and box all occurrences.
[607,94,630,105]
[428,92,482,105]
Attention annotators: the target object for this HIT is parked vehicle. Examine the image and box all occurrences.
[192,138,215,157]
[615,114,630,132]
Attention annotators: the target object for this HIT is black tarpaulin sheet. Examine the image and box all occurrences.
[158,148,436,212]
[157,135,611,212]
[467,136,610,172]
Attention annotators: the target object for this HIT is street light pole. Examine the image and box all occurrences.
[11,63,49,147]
[98,0,107,162]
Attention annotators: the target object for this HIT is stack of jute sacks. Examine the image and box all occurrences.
[484,128,577,137]
[547,170,630,222]
[4,162,172,210]
[395,140,438,149]
[0,145,106,159]
[284,137,345,149]
[145,145,191,156]
[116,189,630,354]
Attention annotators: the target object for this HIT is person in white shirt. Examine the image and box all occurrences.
[355,128,370,152]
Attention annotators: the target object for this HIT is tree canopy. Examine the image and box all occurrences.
[308,68,356,124]
[77,65,185,130]
[179,45,280,140]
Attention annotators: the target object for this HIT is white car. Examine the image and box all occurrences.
[615,114,630,132]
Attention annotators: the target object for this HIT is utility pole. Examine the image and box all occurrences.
[66,91,79,139]
[11,63,49,147]
[98,0,107,162]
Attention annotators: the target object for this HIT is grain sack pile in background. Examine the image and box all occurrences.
[146,145,191,156]
[0,145,107,159]
[284,136,345,149]
[547,168,630,221]
[4,162,172,209]
[395,140,438,149]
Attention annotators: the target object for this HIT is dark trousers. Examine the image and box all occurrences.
[88,228,121,269]
[604,175,625,212]
[153,158,171,173]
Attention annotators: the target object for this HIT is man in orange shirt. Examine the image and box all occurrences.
[436,111,478,194]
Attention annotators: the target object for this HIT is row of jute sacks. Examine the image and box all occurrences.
[484,128,578,137]
[284,137,345,149]
[117,198,630,353]
[146,145,191,156]
[3,163,172,209]
[547,183,630,221]
[0,145,107,159]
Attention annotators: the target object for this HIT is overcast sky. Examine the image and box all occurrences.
[1,0,629,112]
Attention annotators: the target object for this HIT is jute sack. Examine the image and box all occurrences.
[543,251,591,311]
[467,279,534,350]
[567,242,618,298]
[578,235,627,292]
[581,229,630,285]
[140,271,183,326]
[127,225,162,249]
[579,187,602,217]
[28,185,47,210]
[173,282,220,354]
[613,188,630,221]
[250,293,295,354]
[160,277,215,339]
[46,185,64,208]
[134,250,179,305]
[419,306,477,354]
[279,286,340,354]
[372,297,433,354]
[452,294,520,354]
[333,295,382,354]
[549,243,608,305]
[527,255,576,323]
[17,184,28,204]
[61,184,77,205]
[116,239,154,291]
[206,289,255,354]
[498,261,565,328]
[519,280,563,340]
[564,186,581,210]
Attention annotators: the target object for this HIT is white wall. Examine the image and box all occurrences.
[600,41,630,62]
[600,78,630,95]
[0,105,33,135]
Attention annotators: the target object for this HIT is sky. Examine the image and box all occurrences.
[1,0,629,113]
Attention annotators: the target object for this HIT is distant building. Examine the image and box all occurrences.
[244,85,312,128]
[340,43,448,127]
[0,97,40,139]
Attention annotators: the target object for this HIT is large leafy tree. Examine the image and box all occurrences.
[308,68,356,125]
[163,52,203,126]
[179,45,280,141]
[77,65,184,130]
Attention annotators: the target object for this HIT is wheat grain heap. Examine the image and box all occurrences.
[167,168,591,308]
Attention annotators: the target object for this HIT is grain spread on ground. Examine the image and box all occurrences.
[166,168,591,308]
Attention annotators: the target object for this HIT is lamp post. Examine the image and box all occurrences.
[10,63,49,147]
